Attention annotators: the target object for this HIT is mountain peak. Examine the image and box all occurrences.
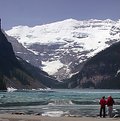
[62,18,78,22]
[6,19,120,80]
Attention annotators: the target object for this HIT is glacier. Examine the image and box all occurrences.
[6,19,120,80]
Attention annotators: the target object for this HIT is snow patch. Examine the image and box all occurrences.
[42,60,64,75]
[27,48,39,55]
[7,87,17,92]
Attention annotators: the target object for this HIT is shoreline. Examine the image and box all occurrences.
[0,113,120,121]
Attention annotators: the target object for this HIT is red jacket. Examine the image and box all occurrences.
[106,96,114,106]
[99,98,106,107]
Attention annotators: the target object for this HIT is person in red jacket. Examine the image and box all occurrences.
[106,96,115,117]
[99,96,106,117]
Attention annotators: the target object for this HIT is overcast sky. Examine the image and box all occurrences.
[0,0,120,30]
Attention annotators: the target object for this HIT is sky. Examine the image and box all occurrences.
[0,0,120,30]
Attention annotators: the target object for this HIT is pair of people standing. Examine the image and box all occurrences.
[99,96,114,118]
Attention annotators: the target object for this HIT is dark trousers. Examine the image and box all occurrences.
[100,107,105,117]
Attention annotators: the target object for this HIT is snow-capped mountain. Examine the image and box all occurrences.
[6,19,120,80]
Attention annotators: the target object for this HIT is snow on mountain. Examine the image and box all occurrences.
[6,19,120,80]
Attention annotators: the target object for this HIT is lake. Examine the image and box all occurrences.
[0,89,120,117]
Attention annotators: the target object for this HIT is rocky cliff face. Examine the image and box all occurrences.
[0,29,20,76]
[0,29,58,90]
[5,34,42,68]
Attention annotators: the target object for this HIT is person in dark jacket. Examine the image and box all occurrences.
[99,96,106,117]
[106,96,115,117]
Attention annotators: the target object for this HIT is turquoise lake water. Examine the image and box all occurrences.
[0,89,120,117]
